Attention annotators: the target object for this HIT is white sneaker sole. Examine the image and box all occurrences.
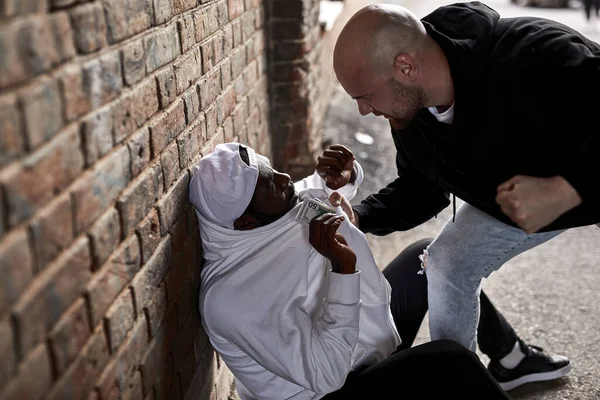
[499,363,572,391]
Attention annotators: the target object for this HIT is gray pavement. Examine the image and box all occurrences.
[321,2,600,398]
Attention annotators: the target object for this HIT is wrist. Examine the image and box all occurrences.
[554,176,582,211]
[332,261,356,274]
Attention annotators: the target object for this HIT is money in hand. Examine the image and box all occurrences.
[295,198,336,225]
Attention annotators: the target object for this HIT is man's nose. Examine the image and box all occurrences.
[357,99,373,116]
[276,172,291,189]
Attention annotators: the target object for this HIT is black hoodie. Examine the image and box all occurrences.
[354,1,600,235]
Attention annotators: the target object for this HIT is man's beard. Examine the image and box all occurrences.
[386,77,425,128]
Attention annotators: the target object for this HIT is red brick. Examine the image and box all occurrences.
[105,288,136,353]
[172,0,195,15]
[86,234,140,326]
[205,104,218,138]
[222,25,233,55]
[241,11,255,40]
[29,193,74,272]
[177,118,203,169]
[0,317,15,390]
[174,49,201,95]
[231,46,246,79]
[216,0,229,26]
[149,99,186,157]
[82,50,124,109]
[112,78,159,143]
[81,106,114,167]
[72,146,131,234]
[255,5,264,27]
[0,0,46,16]
[49,0,76,9]
[177,15,195,53]
[178,345,197,395]
[160,140,181,189]
[97,315,150,399]
[198,69,221,110]
[173,311,201,366]
[182,87,199,124]
[124,131,147,179]
[174,266,199,329]
[59,64,91,122]
[156,67,177,110]
[213,32,224,64]
[156,172,190,235]
[0,95,25,167]
[70,2,107,54]
[48,298,91,377]
[88,207,121,270]
[192,327,209,364]
[0,229,33,316]
[21,77,63,149]
[164,374,182,400]
[152,0,171,25]
[131,236,172,314]
[166,237,197,308]
[0,344,52,400]
[232,19,242,46]
[182,355,204,400]
[47,325,111,400]
[123,370,144,400]
[199,40,214,75]
[144,24,181,73]
[145,282,167,338]
[247,107,260,137]
[13,237,91,355]
[104,0,153,44]
[3,125,83,227]
[121,39,146,87]
[227,0,243,20]
[136,209,161,265]
[221,59,232,90]
[218,85,236,124]
[140,309,176,396]
[117,162,163,238]
[0,14,75,89]
[233,99,249,135]
[168,212,188,254]
[223,116,234,142]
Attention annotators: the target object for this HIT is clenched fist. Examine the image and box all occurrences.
[315,145,355,190]
[496,175,582,233]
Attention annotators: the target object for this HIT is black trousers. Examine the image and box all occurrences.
[322,239,515,399]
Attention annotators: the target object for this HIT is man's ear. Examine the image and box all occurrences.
[392,53,418,81]
[234,214,260,230]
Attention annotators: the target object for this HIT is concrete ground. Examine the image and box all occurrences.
[321,1,600,393]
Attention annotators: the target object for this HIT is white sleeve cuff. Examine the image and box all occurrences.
[327,270,361,304]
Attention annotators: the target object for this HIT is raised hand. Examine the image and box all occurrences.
[309,213,356,274]
[315,145,355,190]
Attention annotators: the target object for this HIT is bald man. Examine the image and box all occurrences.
[329,0,600,392]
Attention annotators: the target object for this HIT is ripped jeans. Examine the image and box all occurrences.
[426,203,565,351]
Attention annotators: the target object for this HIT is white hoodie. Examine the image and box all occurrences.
[196,162,401,400]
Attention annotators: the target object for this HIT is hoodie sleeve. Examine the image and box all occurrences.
[353,151,450,236]
[204,252,362,395]
[294,160,364,202]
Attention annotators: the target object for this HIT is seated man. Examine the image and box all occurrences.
[189,142,564,399]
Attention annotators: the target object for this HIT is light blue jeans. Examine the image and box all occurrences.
[426,203,565,352]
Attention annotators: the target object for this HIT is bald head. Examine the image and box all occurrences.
[334,4,428,81]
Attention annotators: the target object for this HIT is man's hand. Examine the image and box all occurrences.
[309,213,356,274]
[496,175,582,233]
[316,145,355,190]
[329,192,358,227]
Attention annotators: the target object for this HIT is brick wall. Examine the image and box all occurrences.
[0,0,269,398]
[0,0,369,398]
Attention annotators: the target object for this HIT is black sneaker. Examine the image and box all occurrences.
[487,341,571,391]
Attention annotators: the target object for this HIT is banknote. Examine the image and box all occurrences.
[295,197,336,225]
